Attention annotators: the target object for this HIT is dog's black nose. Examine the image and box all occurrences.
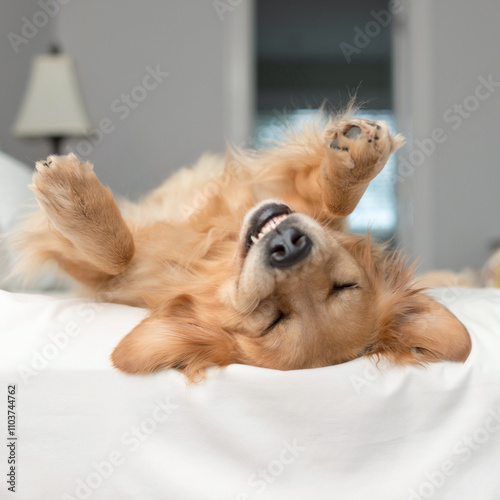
[267,227,312,269]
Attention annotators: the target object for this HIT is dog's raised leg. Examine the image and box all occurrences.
[320,118,404,218]
[26,153,135,284]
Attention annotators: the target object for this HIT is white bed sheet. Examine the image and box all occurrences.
[0,288,500,500]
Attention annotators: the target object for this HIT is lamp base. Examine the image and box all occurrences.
[50,136,64,156]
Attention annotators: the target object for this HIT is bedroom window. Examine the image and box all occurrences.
[256,0,395,240]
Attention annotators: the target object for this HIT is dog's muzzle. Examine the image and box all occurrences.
[243,201,313,270]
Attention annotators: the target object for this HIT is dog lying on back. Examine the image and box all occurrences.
[18,115,471,380]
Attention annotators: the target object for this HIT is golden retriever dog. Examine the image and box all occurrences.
[17,115,471,381]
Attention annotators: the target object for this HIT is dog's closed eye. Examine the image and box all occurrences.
[329,283,359,297]
[261,311,286,336]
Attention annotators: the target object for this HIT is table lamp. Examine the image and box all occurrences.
[11,46,91,155]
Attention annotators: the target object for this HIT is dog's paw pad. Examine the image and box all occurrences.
[330,138,341,150]
[344,125,362,139]
[329,124,367,152]
[329,138,350,152]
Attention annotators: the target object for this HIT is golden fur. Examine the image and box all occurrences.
[16,115,471,381]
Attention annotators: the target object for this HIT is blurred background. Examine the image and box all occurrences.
[1,0,500,276]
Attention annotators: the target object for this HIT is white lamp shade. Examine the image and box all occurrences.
[12,54,91,137]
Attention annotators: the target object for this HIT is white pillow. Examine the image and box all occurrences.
[0,151,33,288]
[0,150,64,291]
[0,150,33,230]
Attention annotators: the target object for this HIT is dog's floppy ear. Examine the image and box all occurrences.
[111,312,241,381]
[375,292,472,364]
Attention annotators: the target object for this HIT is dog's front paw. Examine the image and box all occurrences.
[325,119,404,182]
[30,153,103,231]
[29,153,134,275]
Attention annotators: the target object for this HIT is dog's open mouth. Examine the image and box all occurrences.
[245,203,293,253]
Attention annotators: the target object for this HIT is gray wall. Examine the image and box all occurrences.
[0,2,54,164]
[395,0,500,272]
[1,0,253,199]
[433,1,500,270]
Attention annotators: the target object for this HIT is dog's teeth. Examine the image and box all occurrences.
[251,213,291,247]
